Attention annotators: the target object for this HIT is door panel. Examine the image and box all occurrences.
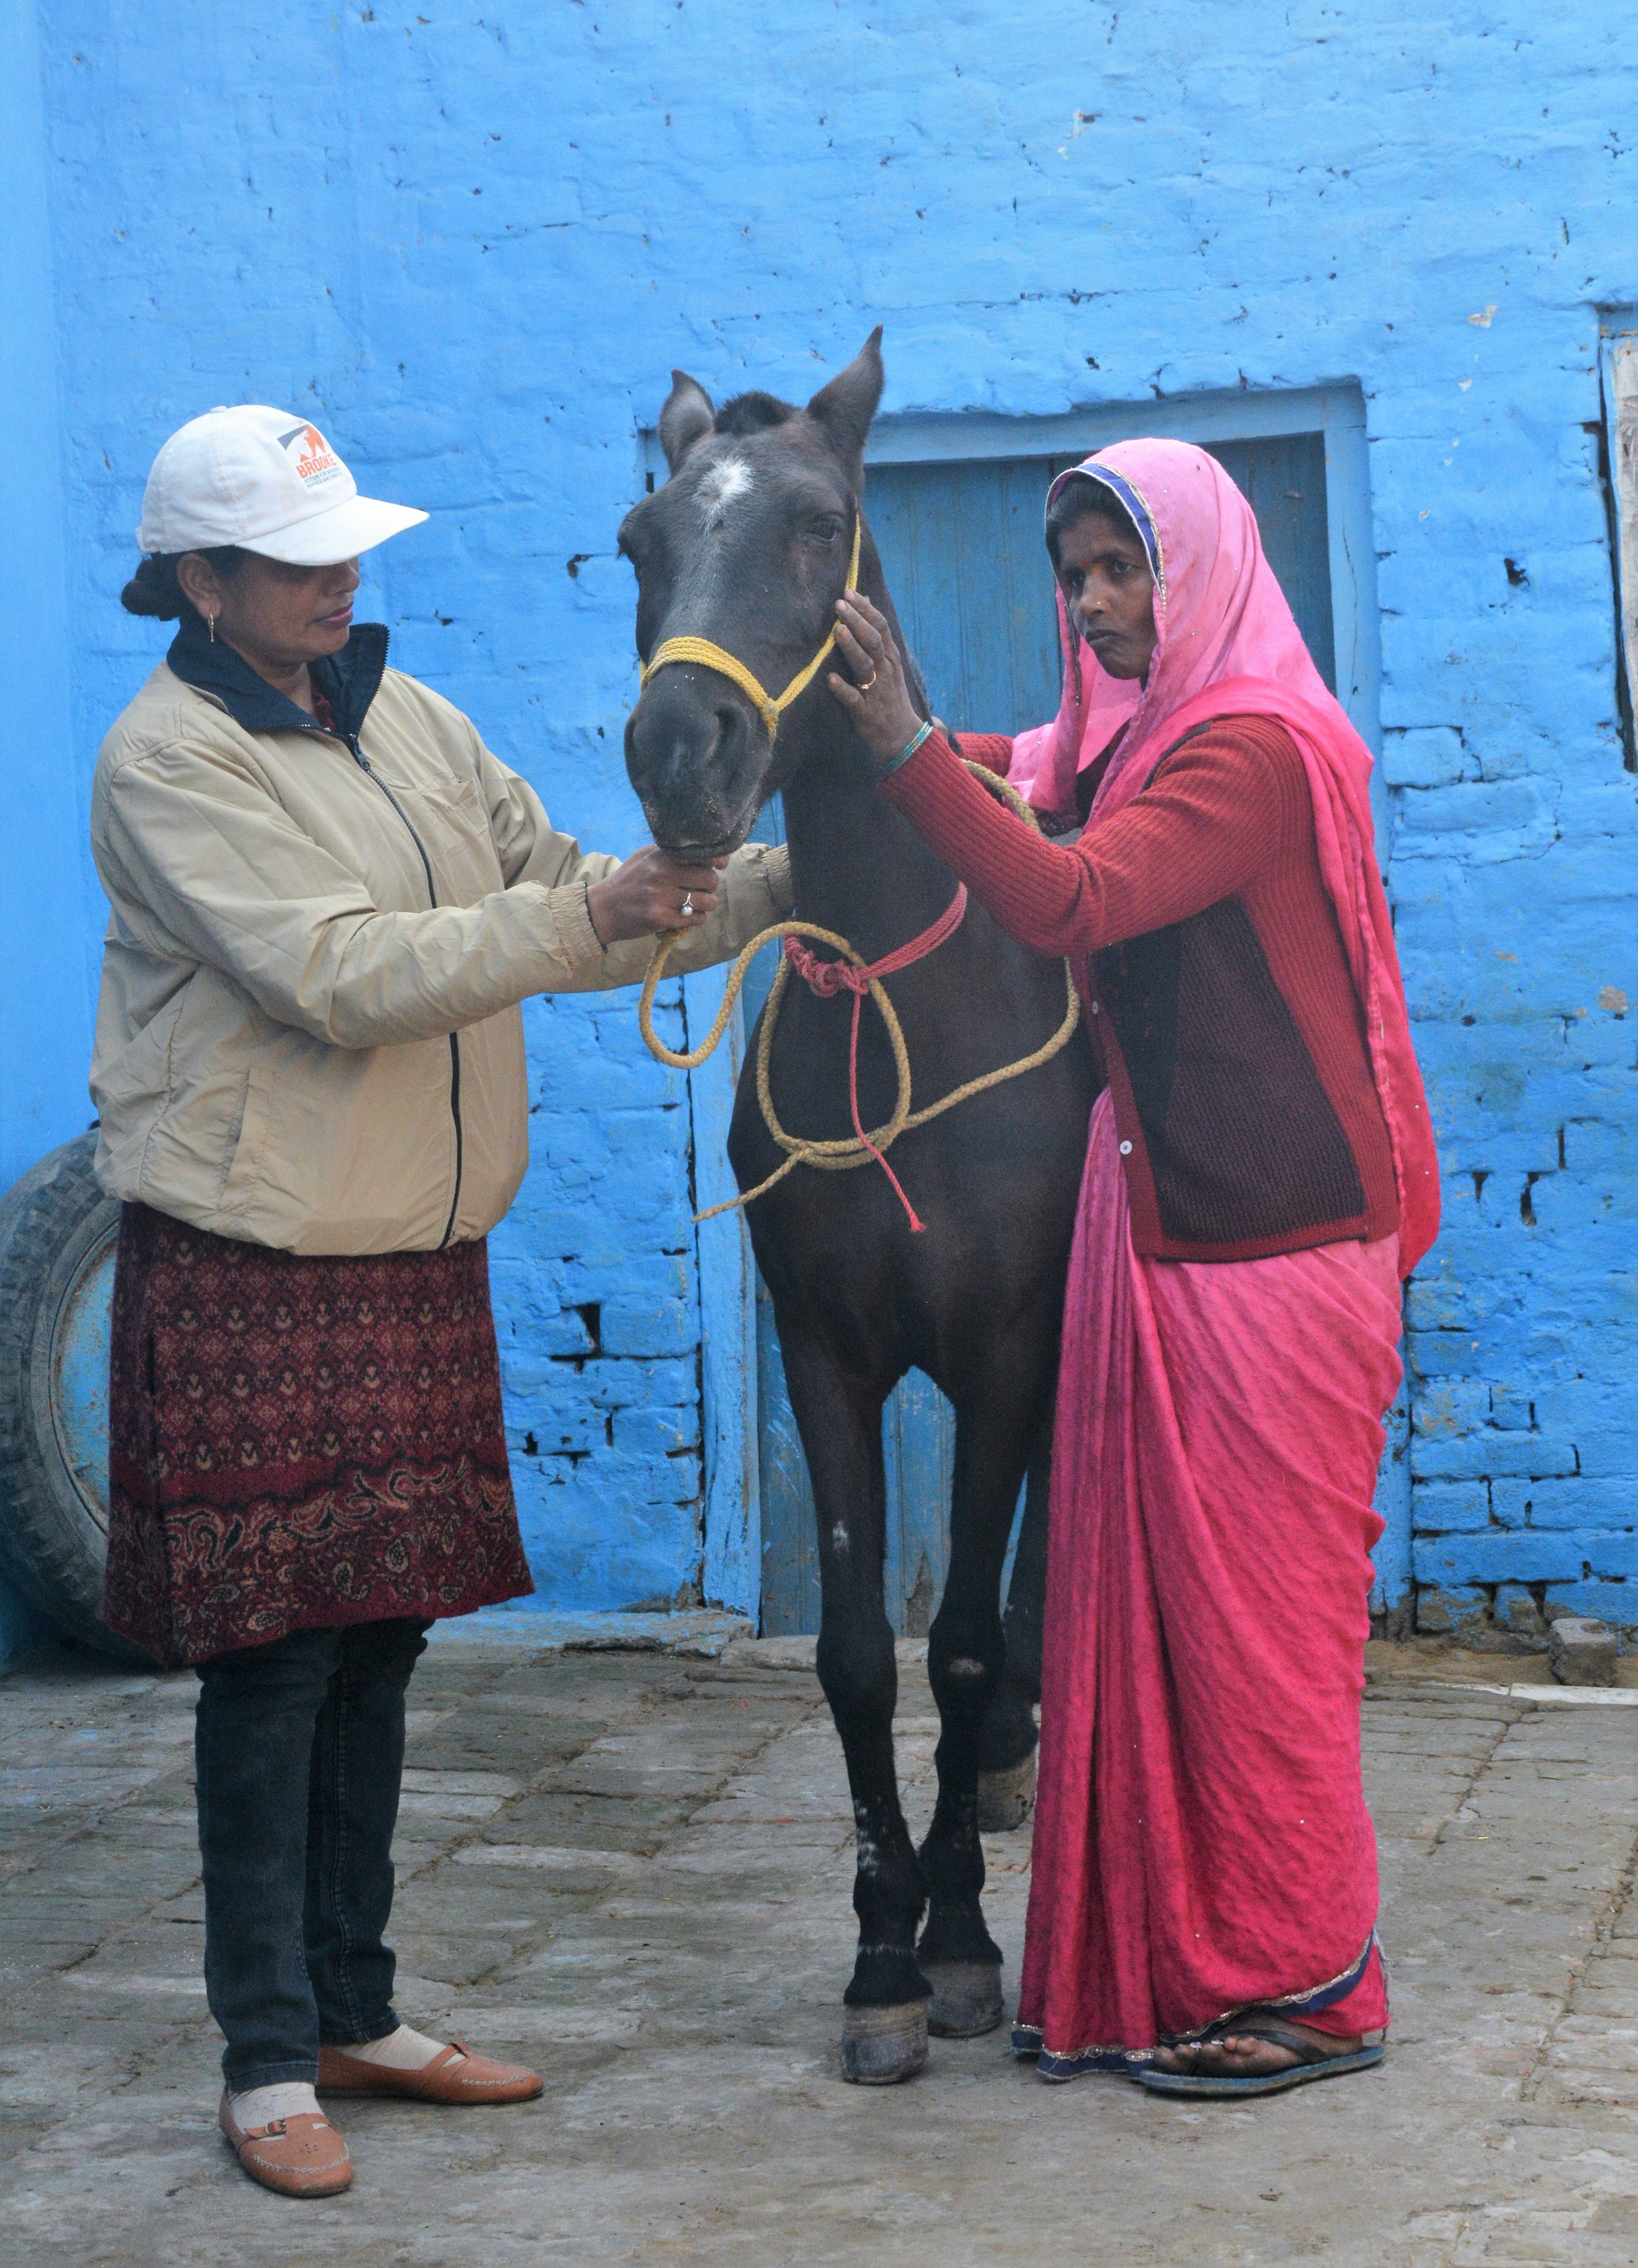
[1204,432,1336,690]
[752,432,1335,1636]
[866,454,1082,732]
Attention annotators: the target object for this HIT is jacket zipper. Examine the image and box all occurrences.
[337,732,465,1250]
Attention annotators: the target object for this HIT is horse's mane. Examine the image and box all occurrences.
[714,391,796,437]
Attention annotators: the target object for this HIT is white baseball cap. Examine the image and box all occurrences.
[137,404,428,566]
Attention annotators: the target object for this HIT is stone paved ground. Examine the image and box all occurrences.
[1,1626,1635,2268]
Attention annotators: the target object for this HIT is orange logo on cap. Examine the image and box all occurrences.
[277,421,344,488]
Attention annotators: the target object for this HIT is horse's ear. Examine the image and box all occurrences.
[659,370,716,472]
[805,327,884,474]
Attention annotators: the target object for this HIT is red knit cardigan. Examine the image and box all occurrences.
[884,718,1400,1264]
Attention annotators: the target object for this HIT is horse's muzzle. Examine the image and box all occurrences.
[625,673,773,860]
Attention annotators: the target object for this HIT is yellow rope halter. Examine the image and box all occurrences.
[638,518,864,739]
[636,763,1082,1225]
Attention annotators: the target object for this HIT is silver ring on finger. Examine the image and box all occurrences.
[858,670,877,693]
[680,894,694,918]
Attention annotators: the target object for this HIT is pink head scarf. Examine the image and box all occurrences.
[1023,437,1439,1274]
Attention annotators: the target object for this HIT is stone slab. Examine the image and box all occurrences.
[0,1637,1634,2267]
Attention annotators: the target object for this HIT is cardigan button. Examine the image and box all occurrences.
[1118,1140,1133,1156]
[1090,1000,1100,1014]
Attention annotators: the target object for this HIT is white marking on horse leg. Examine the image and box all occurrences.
[853,1802,880,1875]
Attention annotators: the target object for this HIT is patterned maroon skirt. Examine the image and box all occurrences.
[104,1205,533,1666]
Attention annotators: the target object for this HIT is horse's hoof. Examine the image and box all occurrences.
[976,1752,1037,1834]
[923,1960,1006,2039]
[840,2001,930,2085]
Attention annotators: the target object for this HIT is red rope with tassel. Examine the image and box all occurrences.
[780,885,969,1232]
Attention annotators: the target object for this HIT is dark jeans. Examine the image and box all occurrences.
[194,1616,430,2092]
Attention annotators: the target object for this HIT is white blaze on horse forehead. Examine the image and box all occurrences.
[696,452,753,531]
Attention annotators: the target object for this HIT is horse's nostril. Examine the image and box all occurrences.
[712,705,750,763]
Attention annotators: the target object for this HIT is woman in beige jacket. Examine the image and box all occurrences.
[94,406,791,2199]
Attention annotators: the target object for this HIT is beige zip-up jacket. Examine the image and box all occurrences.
[90,649,791,1255]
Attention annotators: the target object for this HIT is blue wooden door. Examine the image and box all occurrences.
[755,432,1337,1636]
[1204,432,1336,689]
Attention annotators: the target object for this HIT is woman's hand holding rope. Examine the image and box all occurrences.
[586,846,727,946]
[600,588,936,957]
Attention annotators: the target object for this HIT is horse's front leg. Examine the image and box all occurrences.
[779,1332,930,2086]
[917,1387,1042,2039]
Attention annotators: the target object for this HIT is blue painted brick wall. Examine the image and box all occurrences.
[7,0,1635,1638]
[487,986,705,1609]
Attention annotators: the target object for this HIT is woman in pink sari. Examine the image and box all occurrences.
[826,440,1439,2098]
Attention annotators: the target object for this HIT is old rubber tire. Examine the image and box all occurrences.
[0,1134,143,1659]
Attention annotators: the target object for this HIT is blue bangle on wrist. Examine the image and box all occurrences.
[879,720,935,778]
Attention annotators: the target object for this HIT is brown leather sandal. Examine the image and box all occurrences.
[317,2039,544,2104]
[219,2091,354,2197]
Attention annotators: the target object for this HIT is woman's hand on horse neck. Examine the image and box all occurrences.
[828,594,924,767]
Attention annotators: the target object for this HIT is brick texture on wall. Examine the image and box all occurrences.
[20,0,1638,1627]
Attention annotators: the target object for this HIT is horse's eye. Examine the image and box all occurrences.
[800,518,845,548]
[617,509,652,569]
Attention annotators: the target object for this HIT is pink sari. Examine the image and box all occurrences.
[1011,442,1439,2070]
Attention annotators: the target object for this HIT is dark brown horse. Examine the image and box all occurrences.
[621,333,1095,2083]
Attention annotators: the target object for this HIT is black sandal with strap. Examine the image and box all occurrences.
[1137,2010,1384,2099]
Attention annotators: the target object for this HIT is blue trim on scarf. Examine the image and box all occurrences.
[1046,460,1162,587]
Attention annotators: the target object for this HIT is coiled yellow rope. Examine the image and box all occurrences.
[636,764,1082,1223]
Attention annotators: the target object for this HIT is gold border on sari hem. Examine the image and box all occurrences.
[1025,1932,1380,2066]
[1157,1929,1380,2048]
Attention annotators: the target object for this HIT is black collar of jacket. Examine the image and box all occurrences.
[166,615,390,742]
